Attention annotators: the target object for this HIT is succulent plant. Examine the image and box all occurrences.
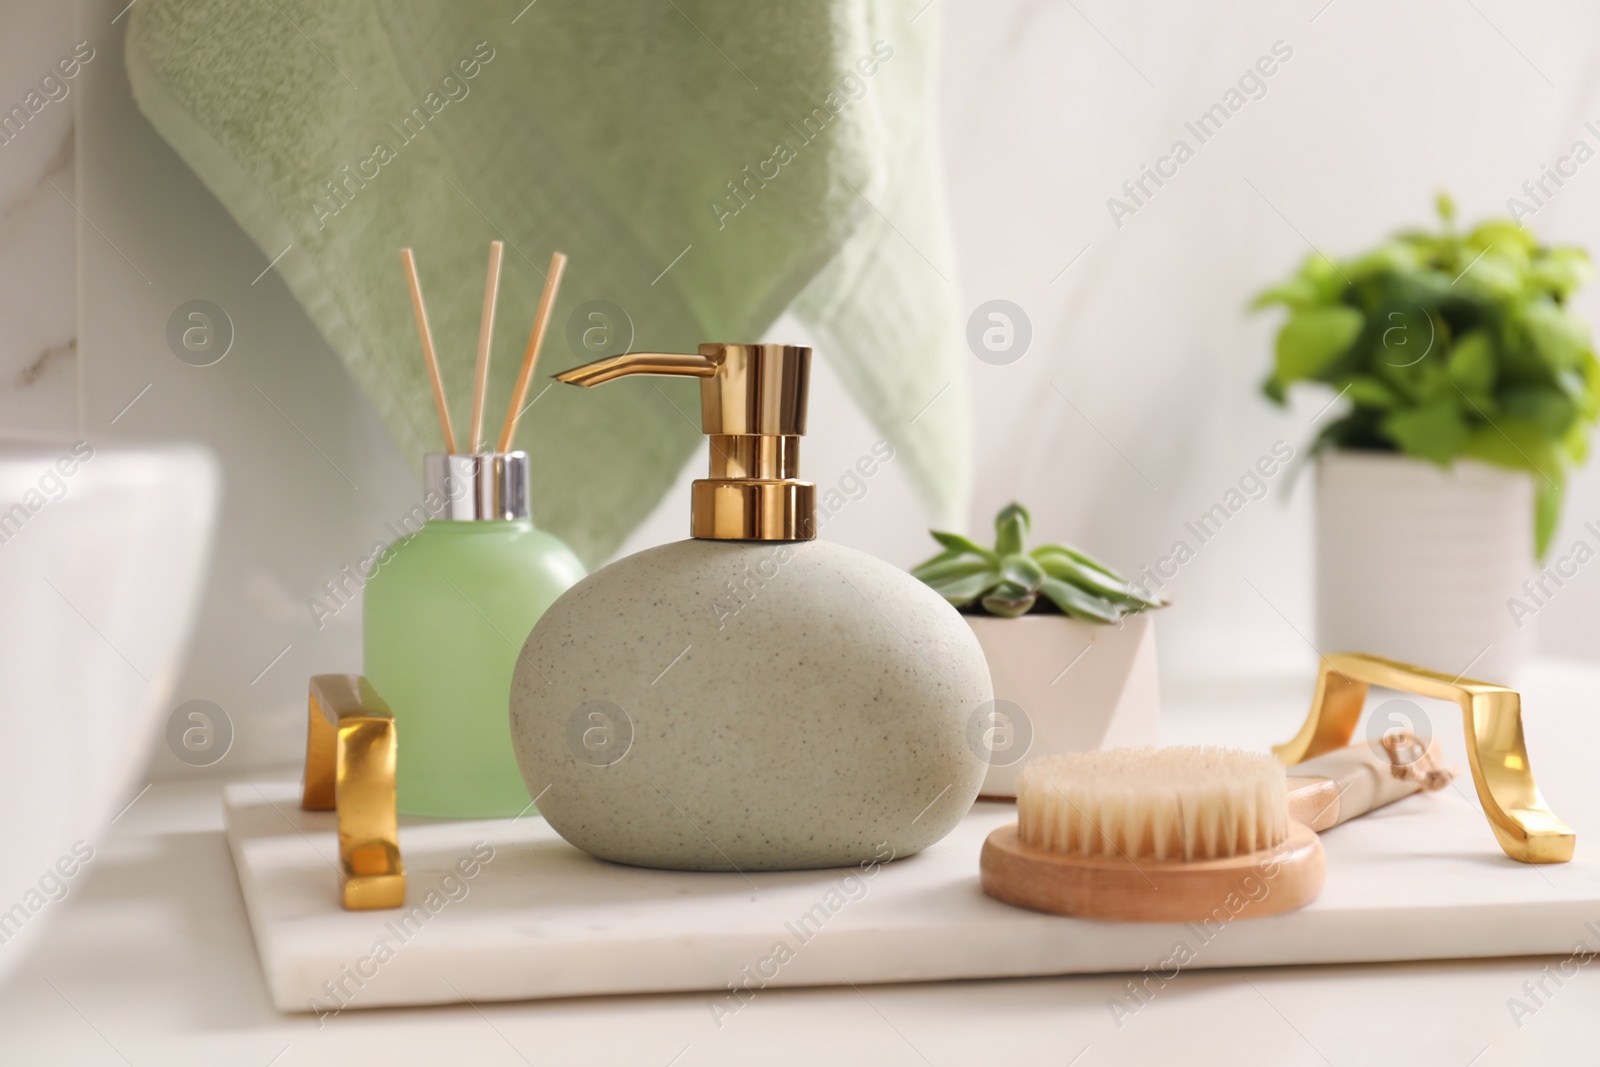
[911,503,1168,622]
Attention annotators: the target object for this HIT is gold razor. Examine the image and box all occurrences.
[1273,653,1574,864]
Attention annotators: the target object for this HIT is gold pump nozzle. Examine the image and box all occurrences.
[555,343,815,541]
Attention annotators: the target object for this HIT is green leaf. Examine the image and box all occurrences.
[1436,191,1457,225]
[1563,419,1591,467]
[1344,376,1402,409]
[1535,477,1564,560]
[1447,331,1496,395]
[993,503,1030,556]
[1461,417,1562,479]
[981,581,1037,618]
[1374,306,1440,370]
[1529,247,1593,297]
[1578,353,1600,420]
[925,572,997,608]
[1037,576,1122,624]
[1264,252,1350,308]
[1374,357,1424,404]
[1032,542,1134,584]
[1035,551,1166,610]
[1501,386,1578,439]
[928,530,997,562]
[999,554,1044,593]
[1467,219,1537,256]
[1381,395,1468,464]
[1250,275,1321,311]
[1417,359,1456,404]
[1347,241,1420,282]
[1519,299,1591,371]
[1463,251,1528,299]
[1274,306,1365,385]
[910,556,996,584]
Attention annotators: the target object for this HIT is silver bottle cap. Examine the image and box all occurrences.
[424,452,530,521]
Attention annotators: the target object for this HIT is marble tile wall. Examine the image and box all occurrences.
[0,1,78,437]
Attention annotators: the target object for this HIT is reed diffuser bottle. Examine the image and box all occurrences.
[365,453,583,817]
[368,242,583,817]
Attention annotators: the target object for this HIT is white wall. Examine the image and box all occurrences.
[64,0,1600,778]
[639,0,1600,674]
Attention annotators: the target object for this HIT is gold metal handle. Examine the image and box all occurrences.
[301,675,406,909]
[1273,653,1574,864]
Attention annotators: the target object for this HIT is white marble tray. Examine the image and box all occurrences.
[225,778,1600,1014]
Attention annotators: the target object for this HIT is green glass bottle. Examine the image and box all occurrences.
[365,452,584,818]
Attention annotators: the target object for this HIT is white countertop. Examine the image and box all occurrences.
[4,662,1599,1065]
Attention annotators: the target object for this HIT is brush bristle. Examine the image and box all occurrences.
[1016,747,1289,862]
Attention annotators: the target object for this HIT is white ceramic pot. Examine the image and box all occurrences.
[1315,451,1531,683]
[0,440,218,979]
[964,611,1159,798]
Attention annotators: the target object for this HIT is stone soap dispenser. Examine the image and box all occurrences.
[510,343,992,871]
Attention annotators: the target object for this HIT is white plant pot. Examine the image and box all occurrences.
[965,612,1159,798]
[0,440,218,980]
[1316,451,1532,683]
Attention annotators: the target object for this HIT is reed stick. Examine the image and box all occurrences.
[497,251,568,453]
[400,248,457,453]
[467,240,506,453]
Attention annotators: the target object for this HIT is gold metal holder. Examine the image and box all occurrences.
[1273,653,1575,865]
[301,675,406,909]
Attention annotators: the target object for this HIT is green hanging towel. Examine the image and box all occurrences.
[126,0,969,563]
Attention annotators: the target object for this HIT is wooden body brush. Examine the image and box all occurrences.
[980,742,1448,923]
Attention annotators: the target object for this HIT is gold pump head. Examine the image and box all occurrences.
[555,343,814,541]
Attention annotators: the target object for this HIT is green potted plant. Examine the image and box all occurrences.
[1254,193,1599,679]
[912,503,1167,797]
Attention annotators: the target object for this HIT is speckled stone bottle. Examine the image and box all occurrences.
[508,344,991,871]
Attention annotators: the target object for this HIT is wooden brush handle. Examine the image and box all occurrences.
[1285,741,1436,831]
